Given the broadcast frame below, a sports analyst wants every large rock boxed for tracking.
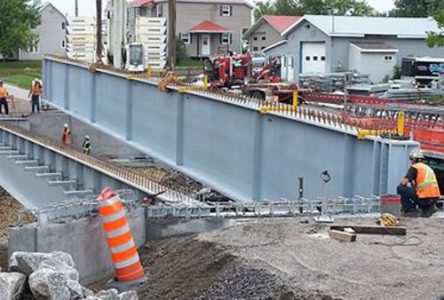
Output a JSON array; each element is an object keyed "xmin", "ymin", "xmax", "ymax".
[
  {"xmin": 0, "ymin": 272, "xmax": 26, "ymax": 300},
  {"xmin": 118, "ymin": 291, "xmax": 138, "ymax": 300},
  {"xmin": 29, "ymin": 265, "xmax": 82, "ymax": 300},
  {"xmin": 95, "ymin": 289, "xmax": 119, "ymax": 300},
  {"xmin": 29, "ymin": 267, "xmax": 71, "ymax": 300},
  {"xmin": 9, "ymin": 251, "xmax": 75, "ymax": 276}
]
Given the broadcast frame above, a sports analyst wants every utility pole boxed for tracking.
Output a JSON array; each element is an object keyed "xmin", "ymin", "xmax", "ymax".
[
  {"xmin": 167, "ymin": 0, "xmax": 176, "ymax": 69},
  {"xmin": 96, "ymin": 0, "xmax": 103, "ymax": 63},
  {"xmin": 75, "ymin": 0, "xmax": 79, "ymax": 17}
]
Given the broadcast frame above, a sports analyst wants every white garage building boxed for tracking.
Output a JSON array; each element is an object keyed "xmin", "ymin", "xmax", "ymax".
[{"xmin": 264, "ymin": 15, "xmax": 444, "ymax": 83}]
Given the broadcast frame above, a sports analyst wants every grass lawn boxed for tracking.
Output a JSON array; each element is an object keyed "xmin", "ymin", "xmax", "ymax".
[
  {"xmin": 0, "ymin": 60, "xmax": 42, "ymax": 89},
  {"xmin": 176, "ymin": 59, "xmax": 204, "ymax": 69}
]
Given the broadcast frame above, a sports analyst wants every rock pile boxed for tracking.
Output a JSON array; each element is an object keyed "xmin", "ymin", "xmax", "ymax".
[{"xmin": 0, "ymin": 251, "xmax": 138, "ymax": 300}]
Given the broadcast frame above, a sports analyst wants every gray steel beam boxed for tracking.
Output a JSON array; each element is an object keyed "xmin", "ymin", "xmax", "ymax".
[{"xmin": 42, "ymin": 56, "xmax": 420, "ymax": 202}]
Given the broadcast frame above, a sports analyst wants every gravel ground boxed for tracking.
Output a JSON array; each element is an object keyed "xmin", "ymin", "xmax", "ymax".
[{"xmin": 138, "ymin": 216, "xmax": 444, "ymax": 300}]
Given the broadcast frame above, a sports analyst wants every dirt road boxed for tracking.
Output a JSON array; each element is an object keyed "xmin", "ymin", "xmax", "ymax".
[{"xmin": 139, "ymin": 216, "xmax": 444, "ymax": 300}]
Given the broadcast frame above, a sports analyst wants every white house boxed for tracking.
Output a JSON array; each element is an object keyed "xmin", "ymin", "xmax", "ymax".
[{"xmin": 19, "ymin": 2, "xmax": 67, "ymax": 60}]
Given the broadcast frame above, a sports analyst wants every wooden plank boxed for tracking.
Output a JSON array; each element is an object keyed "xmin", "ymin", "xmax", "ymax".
[
  {"xmin": 330, "ymin": 225, "xmax": 406, "ymax": 236},
  {"xmin": 329, "ymin": 229, "xmax": 357, "ymax": 242}
]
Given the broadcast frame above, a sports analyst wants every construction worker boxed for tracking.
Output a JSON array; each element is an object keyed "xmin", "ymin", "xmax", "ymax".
[
  {"xmin": 0, "ymin": 80, "xmax": 9, "ymax": 115},
  {"xmin": 398, "ymin": 150, "xmax": 440, "ymax": 217},
  {"xmin": 28, "ymin": 79, "xmax": 43, "ymax": 113},
  {"xmin": 82, "ymin": 135, "xmax": 91, "ymax": 155},
  {"xmin": 61, "ymin": 123, "xmax": 72, "ymax": 146}
]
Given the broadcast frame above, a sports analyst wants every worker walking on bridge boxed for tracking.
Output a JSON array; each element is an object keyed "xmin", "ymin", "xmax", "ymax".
[
  {"xmin": 28, "ymin": 79, "xmax": 43, "ymax": 113},
  {"xmin": 82, "ymin": 135, "xmax": 91, "ymax": 155},
  {"xmin": 398, "ymin": 150, "xmax": 440, "ymax": 217},
  {"xmin": 61, "ymin": 123, "xmax": 72, "ymax": 147}
]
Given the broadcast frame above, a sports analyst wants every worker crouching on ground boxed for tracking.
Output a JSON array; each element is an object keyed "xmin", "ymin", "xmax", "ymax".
[
  {"xmin": 0, "ymin": 80, "xmax": 12, "ymax": 115},
  {"xmin": 61, "ymin": 123, "xmax": 72, "ymax": 147},
  {"xmin": 397, "ymin": 150, "xmax": 440, "ymax": 217},
  {"xmin": 83, "ymin": 135, "xmax": 91, "ymax": 155},
  {"xmin": 29, "ymin": 79, "xmax": 43, "ymax": 113}
]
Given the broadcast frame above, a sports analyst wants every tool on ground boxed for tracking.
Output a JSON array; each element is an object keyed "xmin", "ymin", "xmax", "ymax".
[{"xmin": 380, "ymin": 213, "xmax": 398, "ymax": 227}]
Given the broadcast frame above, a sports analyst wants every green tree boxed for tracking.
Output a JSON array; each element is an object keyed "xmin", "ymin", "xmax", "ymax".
[
  {"xmin": 254, "ymin": 0, "xmax": 275, "ymax": 20},
  {"xmin": 390, "ymin": 0, "xmax": 433, "ymax": 17},
  {"xmin": 427, "ymin": 0, "xmax": 444, "ymax": 47},
  {"xmin": 254, "ymin": 0, "xmax": 374, "ymax": 18},
  {"xmin": 0, "ymin": 0, "xmax": 40, "ymax": 59},
  {"xmin": 274, "ymin": 0, "xmax": 298, "ymax": 15}
]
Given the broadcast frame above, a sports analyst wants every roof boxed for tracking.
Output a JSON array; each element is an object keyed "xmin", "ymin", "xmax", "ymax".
[
  {"xmin": 130, "ymin": 0, "xmax": 254, "ymax": 8},
  {"xmin": 263, "ymin": 15, "xmax": 300, "ymax": 33},
  {"xmin": 282, "ymin": 15, "xmax": 440, "ymax": 39},
  {"xmin": 350, "ymin": 41, "xmax": 398, "ymax": 53},
  {"xmin": 39, "ymin": 2, "xmax": 66, "ymax": 20},
  {"xmin": 244, "ymin": 15, "xmax": 300, "ymax": 38},
  {"xmin": 190, "ymin": 20, "xmax": 230, "ymax": 33},
  {"xmin": 129, "ymin": 0, "xmax": 154, "ymax": 7},
  {"xmin": 263, "ymin": 40, "xmax": 287, "ymax": 53}
]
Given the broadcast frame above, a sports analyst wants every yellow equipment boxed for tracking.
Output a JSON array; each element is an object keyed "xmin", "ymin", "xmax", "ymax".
[
  {"xmin": 357, "ymin": 111, "xmax": 406, "ymax": 140},
  {"xmin": 260, "ymin": 90, "xmax": 299, "ymax": 114},
  {"xmin": 158, "ymin": 71, "xmax": 177, "ymax": 92},
  {"xmin": 380, "ymin": 213, "xmax": 398, "ymax": 227}
]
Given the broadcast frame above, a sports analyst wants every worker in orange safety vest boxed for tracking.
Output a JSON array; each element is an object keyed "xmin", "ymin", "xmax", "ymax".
[
  {"xmin": 0, "ymin": 80, "xmax": 10, "ymax": 115},
  {"xmin": 398, "ymin": 150, "xmax": 440, "ymax": 217},
  {"xmin": 61, "ymin": 123, "xmax": 72, "ymax": 146},
  {"xmin": 29, "ymin": 79, "xmax": 43, "ymax": 113}
]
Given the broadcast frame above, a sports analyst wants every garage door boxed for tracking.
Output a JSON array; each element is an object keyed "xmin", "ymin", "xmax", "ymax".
[{"xmin": 302, "ymin": 42, "xmax": 326, "ymax": 74}]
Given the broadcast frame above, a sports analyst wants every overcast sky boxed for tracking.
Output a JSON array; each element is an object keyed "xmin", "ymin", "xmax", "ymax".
[{"xmin": 48, "ymin": 0, "xmax": 395, "ymax": 17}]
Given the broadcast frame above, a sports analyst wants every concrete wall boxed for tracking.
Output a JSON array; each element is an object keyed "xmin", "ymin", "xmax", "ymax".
[
  {"xmin": 8, "ymin": 207, "xmax": 146, "ymax": 285},
  {"xmin": 8, "ymin": 207, "xmax": 235, "ymax": 284},
  {"xmin": 19, "ymin": 4, "xmax": 67, "ymax": 60},
  {"xmin": 43, "ymin": 57, "xmax": 419, "ymax": 202}
]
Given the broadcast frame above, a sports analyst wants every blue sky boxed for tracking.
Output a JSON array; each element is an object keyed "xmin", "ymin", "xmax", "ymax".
[{"xmin": 49, "ymin": 0, "xmax": 395, "ymax": 17}]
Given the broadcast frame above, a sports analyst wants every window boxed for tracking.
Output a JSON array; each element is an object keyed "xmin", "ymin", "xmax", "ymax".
[
  {"xmin": 180, "ymin": 33, "xmax": 191, "ymax": 44},
  {"xmin": 321, "ymin": 56, "xmax": 326, "ymax": 61},
  {"xmin": 253, "ymin": 37, "xmax": 258, "ymax": 41},
  {"xmin": 220, "ymin": 5, "xmax": 232, "ymax": 16},
  {"xmin": 313, "ymin": 56, "xmax": 318, "ymax": 61},
  {"xmin": 221, "ymin": 32, "xmax": 231, "ymax": 44},
  {"xmin": 157, "ymin": 4, "xmax": 163, "ymax": 17},
  {"xmin": 253, "ymin": 46, "xmax": 258, "ymax": 51},
  {"xmin": 261, "ymin": 36, "xmax": 266, "ymax": 41},
  {"xmin": 305, "ymin": 56, "xmax": 310, "ymax": 61},
  {"xmin": 61, "ymin": 40, "xmax": 65, "ymax": 48},
  {"xmin": 29, "ymin": 40, "xmax": 39, "ymax": 53},
  {"xmin": 61, "ymin": 22, "xmax": 65, "ymax": 30}
]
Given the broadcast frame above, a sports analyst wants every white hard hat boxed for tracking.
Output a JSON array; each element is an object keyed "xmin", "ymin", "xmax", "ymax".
[
  {"xmin": 64, "ymin": 123, "xmax": 69, "ymax": 128},
  {"xmin": 85, "ymin": 135, "xmax": 90, "ymax": 139},
  {"xmin": 409, "ymin": 149, "xmax": 424, "ymax": 160}
]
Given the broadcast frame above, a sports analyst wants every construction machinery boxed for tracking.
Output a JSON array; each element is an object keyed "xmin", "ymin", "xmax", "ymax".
[{"xmin": 204, "ymin": 54, "xmax": 252, "ymax": 88}]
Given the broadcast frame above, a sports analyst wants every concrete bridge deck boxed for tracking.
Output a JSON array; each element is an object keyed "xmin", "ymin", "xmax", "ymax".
[
  {"xmin": 42, "ymin": 57, "xmax": 419, "ymax": 202},
  {"xmin": 0, "ymin": 122, "xmax": 197, "ymax": 209}
]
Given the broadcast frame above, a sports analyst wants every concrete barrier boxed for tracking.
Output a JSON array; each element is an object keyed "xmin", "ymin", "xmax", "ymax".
[
  {"xmin": 9, "ymin": 207, "xmax": 146, "ymax": 285},
  {"xmin": 8, "ymin": 207, "xmax": 235, "ymax": 284}
]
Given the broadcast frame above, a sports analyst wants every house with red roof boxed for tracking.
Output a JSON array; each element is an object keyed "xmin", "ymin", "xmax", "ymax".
[
  {"xmin": 243, "ymin": 15, "xmax": 300, "ymax": 52},
  {"xmin": 128, "ymin": 0, "xmax": 253, "ymax": 58}
]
